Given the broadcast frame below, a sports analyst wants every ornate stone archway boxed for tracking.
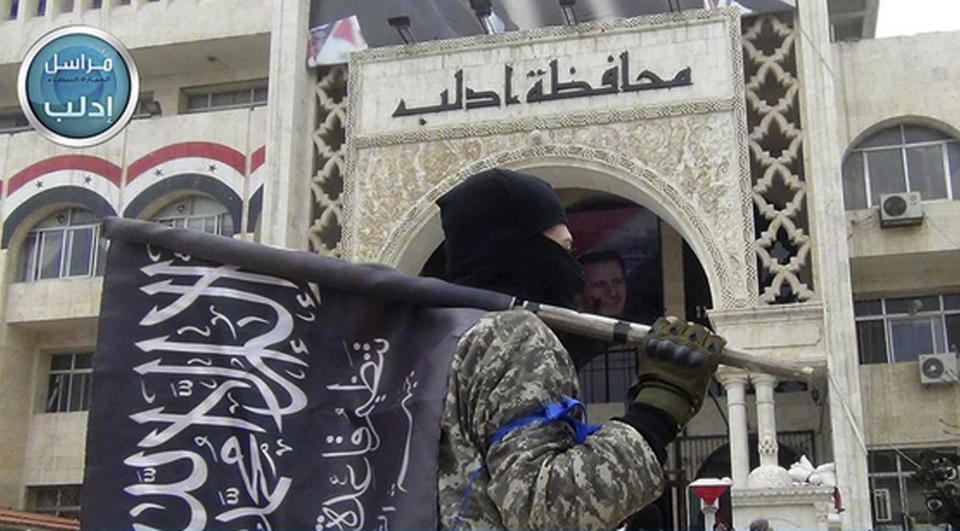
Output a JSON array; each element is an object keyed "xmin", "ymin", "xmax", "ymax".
[{"xmin": 372, "ymin": 143, "xmax": 755, "ymax": 310}]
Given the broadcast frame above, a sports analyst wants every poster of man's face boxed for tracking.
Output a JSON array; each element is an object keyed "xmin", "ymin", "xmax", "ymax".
[
  {"xmin": 580, "ymin": 251, "xmax": 627, "ymax": 317},
  {"xmin": 567, "ymin": 205, "xmax": 662, "ymax": 324}
]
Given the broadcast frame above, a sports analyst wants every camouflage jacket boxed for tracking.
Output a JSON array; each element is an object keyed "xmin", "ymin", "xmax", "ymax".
[{"xmin": 437, "ymin": 309, "xmax": 664, "ymax": 529}]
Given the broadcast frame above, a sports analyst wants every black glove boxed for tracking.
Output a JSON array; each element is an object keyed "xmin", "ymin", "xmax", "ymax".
[{"xmin": 633, "ymin": 316, "xmax": 724, "ymax": 428}]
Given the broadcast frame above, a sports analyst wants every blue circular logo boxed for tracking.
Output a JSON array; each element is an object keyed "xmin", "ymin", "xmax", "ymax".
[{"xmin": 18, "ymin": 26, "xmax": 139, "ymax": 147}]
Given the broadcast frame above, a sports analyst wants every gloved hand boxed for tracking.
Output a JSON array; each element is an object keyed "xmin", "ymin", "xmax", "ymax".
[{"xmin": 634, "ymin": 316, "xmax": 725, "ymax": 427}]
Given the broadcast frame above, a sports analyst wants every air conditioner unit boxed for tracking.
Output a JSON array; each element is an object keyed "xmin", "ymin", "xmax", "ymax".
[
  {"xmin": 879, "ymin": 192, "xmax": 923, "ymax": 227},
  {"xmin": 918, "ymin": 353, "xmax": 958, "ymax": 385}
]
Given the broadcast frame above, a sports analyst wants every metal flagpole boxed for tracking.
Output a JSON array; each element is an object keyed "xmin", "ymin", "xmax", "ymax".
[{"xmin": 520, "ymin": 301, "xmax": 817, "ymax": 382}]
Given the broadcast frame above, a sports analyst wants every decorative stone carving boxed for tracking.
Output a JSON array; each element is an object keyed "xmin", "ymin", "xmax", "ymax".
[
  {"xmin": 308, "ymin": 65, "xmax": 347, "ymax": 256},
  {"xmin": 347, "ymin": 120, "xmax": 751, "ymax": 307},
  {"xmin": 742, "ymin": 14, "xmax": 815, "ymax": 303},
  {"xmin": 758, "ymin": 435, "xmax": 780, "ymax": 458}
]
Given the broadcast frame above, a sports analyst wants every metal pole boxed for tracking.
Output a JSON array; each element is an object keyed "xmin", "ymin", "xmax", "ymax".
[{"xmin": 522, "ymin": 302, "xmax": 817, "ymax": 382}]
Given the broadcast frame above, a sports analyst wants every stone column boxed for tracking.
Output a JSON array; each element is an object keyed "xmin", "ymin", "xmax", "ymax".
[
  {"xmin": 752, "ymin": 372, "xmax": 779, "ymax": 468},
  {"xmin": 717, "ymin": 368, "xmax": 750, "ymax": 488},
  {"xmin": 261, "ymin": 0, "xmax": 316, "ymax": 249},
  {"xmin": 796, "ymin": 0, "xmax": 871, "ymax": 526}
]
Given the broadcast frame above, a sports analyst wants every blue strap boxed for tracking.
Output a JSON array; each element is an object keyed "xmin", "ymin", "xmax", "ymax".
[
  {"xmin": 452, "ymin": 396, "xmax": 602, "ymax": 527},
  {"xmin": 491, "ymin": 395, "xmax": 601, "ymax": 446}
]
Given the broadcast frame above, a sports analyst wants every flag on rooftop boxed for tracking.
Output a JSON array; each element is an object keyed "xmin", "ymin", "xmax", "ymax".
[{"xmin": 308, "ymin": 15, "xmax": 368, "ymax": 67}]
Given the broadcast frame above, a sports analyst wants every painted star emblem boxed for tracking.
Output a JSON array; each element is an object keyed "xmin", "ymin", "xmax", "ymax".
[
  {"xmin": 154, "ymin": 168, "xmax": 163, "ymax": 177},
  {"xmin": 208, "ymin": 164, "xmax": 218, "ymax": 173},
  {"xmin": 35, "ymin": 180, "xmax": 43, "ymax": 188},
  {"xmin": 84, "ymin": 175, "xmax": 93, "ymax": 184}
]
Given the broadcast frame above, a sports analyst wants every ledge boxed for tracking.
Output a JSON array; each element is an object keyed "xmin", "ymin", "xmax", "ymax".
[{"xmin": 6, "ymin": 277, "xmax": 102, "ymax": 324}]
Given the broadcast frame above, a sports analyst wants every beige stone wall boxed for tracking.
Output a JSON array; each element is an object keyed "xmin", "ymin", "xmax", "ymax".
[
  {"xmin": 836, "ymin": 32, "xmax": 960, "ymax": 145},
  {"xmin": 22, "ymin": 413, "xmax": 88, "ymax": 486},
  {"xmin": 837, "ymin": 31, "xmax": 960, "ymax": 455},
  {"xmin": 860, "ymin": 362, "xmax": 960, "ymax": 448}
]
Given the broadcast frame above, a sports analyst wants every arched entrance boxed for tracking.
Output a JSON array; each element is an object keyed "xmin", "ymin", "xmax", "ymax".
[
  {"xmin": 380, "ymin": 154, "xmax": 741, "ymax": 311},
  {"xmin": 417, "ymin": 184, "xmax": 714, "ymax": 406}
]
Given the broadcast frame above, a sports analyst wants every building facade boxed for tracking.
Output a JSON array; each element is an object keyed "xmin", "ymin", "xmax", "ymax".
[{"xmin": 0, "ymin": 0, "xmax": 956, "ymax": 528}]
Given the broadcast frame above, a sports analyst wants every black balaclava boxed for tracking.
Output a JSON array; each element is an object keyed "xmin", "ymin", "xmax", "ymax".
[{"xmin": 436, "ymin": 168, "xmax": 584, "ymax": 309}]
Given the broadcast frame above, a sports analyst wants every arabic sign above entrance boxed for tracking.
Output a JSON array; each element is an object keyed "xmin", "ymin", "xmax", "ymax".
[
  {"xmin": 349, "ymin": 10, "xmax": 737, "ymax": 137},
  {"xmin": 392, "ymin": 53, "xmax": 691, "ymax": 118}
]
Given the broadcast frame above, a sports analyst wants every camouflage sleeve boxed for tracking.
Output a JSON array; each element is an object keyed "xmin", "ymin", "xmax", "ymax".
[{"xmin": 456, "ymin": 309, "xmax": 665, "ymax": 528}]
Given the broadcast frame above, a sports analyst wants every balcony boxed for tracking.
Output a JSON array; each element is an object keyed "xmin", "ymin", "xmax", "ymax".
[
  {"xmin": 0, "ymin": 0, "xmax": 272, "ymax": 107},
  {"xmin": 1, "ymin": 0, "xmax": 271, "ymax": 59}
]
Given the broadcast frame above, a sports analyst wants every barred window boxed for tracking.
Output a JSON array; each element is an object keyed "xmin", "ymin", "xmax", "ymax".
[
  {"xmin": 868, "ymin": 448, "xmax": 959, "ymax": 529},
  {"xmin": 183, "ymin": 80, "xmax": 268, "ymax": 113},
  {"xmin": 26, "ymin": 484, "xmax": 82, "ymax": 520},
  {"xmin": 855, "ymin": 294, "xmax": 960, "ymax": 364},
  {"xmin": 46, "ymin": 353, "xmax": 93, "ymax": 413},
  {"xmin": 151, "ymin": 195, "xmax": 233, "ymax": 236},
  {"xmin": 843, "ymin": 124, "xmax": 960, "ymax": 209},
  {"xmin": 18, "ymin": 208, "xmax": 106, "ymax": 282}
]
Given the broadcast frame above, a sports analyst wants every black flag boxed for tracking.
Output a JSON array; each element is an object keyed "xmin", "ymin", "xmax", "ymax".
[{"xmin": 82, "ymin": 218, "xmax": 512, "ymax": 529}]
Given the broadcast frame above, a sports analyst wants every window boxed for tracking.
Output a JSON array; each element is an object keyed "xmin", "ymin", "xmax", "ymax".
[
  {"xmin": 873, "ymin": 488, "xmax": 892, "ymax": 522},
  {"xmin": 855, "ymin": 294, "xmax": 960, "ymax": 364},
  {"xmin": 868, "ymin": 448, "xmax": 959, "ymax": 529},
  {"xmin": 18, "ymin": 208, "xmax": 106, "ymax": 282},
  {"xmin": 0, "ymin": 109, "xmax": 30, "ymax": 133},
  {"xmin": 151, "ymin": 196, "xmax": 233, "ymax": 236},
  {"xmin": 26, "ymin": 484, "xmax": 82, "ymax": 519},
  {"xmin": 46, "ymin": 353, "xmax": 93, "ymax": 413},
  {"xmin": 183, "ymin": 80, "xmax": 268, "ymax": 113},
  {"xmin": 843, "ymin": 124, "xmax": 960, "ymax": 209}
]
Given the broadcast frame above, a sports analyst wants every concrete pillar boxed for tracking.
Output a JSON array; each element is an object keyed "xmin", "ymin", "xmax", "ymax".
[
  {"xmin": 660, "ymin": 222, "xmax": 685, "ymax": 318},
  {"xmin": 752, "ymin": 372, "xmax": 779, "ymax": 468},
  {"xmin": 795, "ymin": 0, "xmax": 871, "ymax": 526},
  {"xmin": 717, "ymin": 367, "xmax": 750, "ymax": 488},
  {"xmin": 261, "ymin": 0, "xmax": 315, "ymax": 249}
]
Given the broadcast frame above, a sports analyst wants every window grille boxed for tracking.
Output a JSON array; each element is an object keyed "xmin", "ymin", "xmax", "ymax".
[
  {"xmin": 843, "ymin": 124, "xmax": 960, "ymax": 209},
  {"xmin": 46, "ymin": 353, "xmax": 93, "ymax": 413},
  {"xmin": 854, "ymin": 294, "xmax": 960, "ymax": 364},
  {"xmin": 19, "ymin": 208, "xmax": 105, "ymax": 282},
  {"xmin": 26, "ymin": 484, "xmax": 82, "ymax": 519}
]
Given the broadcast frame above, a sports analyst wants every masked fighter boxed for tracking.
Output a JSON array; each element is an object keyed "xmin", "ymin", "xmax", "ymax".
[{"xmin": 435, "ymin": 168, "xmax": 725, "ymax": 528}]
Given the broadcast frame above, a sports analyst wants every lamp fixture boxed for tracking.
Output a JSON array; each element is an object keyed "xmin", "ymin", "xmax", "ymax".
[
  {"xmin": 469, "ymin": 0, "xmax": 498, "ymax": 35},
  {"xmin": 387, "ymin": 16, "xmax": 416, "ymax": 44},
  {"xmin": 559, "ymin": 0, "xmax": 577, "ymax": 25}
]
